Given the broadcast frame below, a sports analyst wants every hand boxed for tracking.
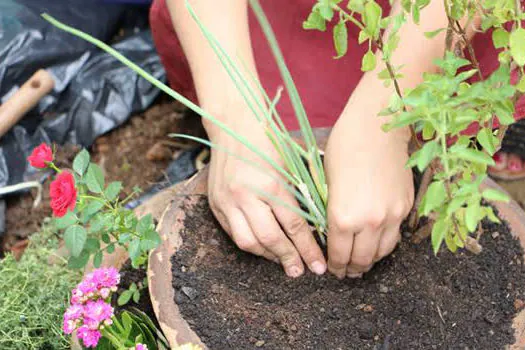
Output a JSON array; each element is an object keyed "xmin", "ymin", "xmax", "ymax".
[
  {"xmin": 204, "ymin": 103, "xmax": 327, "ymax": 278},
  {"xmin": 324, "ymin": 110, "xmax": 414, "ymax": 279}
]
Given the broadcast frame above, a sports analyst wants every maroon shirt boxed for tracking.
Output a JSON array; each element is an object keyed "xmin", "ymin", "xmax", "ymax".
[{"xmin": 150, "ymin": 0, "xmax": 524, "ymax": 132}]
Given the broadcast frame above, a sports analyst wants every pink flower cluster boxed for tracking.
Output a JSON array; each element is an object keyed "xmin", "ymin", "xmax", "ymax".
[{"xmin": 64, "ymin": 267, "xmax": 120, "ymax": 348}]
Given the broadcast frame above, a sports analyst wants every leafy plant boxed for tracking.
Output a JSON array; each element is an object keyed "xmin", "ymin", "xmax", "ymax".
[
  {"xmin": 118, "ymin": 279, "xmax": 147, "ymax": 306},
  {"xmin": 42, "ymin": 1, "xmax": 330, "ymax": 244},
  {"xmin": 42, "ymin": 0, "xmax": 521, "ymax": 255},
  {"xmin": 0, "ymin": 225, "xmax": 81, "ymax": 349},
  {"xmin": 28, "ymin": 145, "xmax": 161, "ymax": 268},
  {"xmin": 303, "ymin": 0, "xmax": 520, "ymax": 253}
]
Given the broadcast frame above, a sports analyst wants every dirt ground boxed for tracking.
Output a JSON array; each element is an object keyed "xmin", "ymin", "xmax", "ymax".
[{"xmin": 2, "ymin": 98, "xmax": 204, "ymax": 253}]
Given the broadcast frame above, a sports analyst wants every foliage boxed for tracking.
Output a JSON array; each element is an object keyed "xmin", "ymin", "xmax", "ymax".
[
  {"xmin": 0, "ymin": 225, "xmax": 81, "ymax": 349},
  {"xmin": 40, "ymin": 148, "xmax": 161, "ymax": 269},
  {"xmin": 41, "ymin": 2, "xmax": 330, "ymax": 244},
  {"xmin": 43, "ymin": 0, "xmax": 522, "ymax": 255},
  {"xmin": 304, "ymin": 0, "xmax": 521, "ymax": 253}
]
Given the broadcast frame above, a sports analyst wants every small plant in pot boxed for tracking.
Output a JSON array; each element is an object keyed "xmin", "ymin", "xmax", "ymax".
[{"xmin": 40, "ymin": 0, "xmax": 525, "ymax": 347}]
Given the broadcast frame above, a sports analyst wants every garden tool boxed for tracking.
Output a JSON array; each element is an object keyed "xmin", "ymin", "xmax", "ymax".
[{"xmin": 0, "ymin": 69, "xmax": 55, "ymax": 138}]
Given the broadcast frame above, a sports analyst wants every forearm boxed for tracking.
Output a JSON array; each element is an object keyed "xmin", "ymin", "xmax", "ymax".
[{"xmin": 167, "ymin": 0, "xmax": 262, "ymax": 134}]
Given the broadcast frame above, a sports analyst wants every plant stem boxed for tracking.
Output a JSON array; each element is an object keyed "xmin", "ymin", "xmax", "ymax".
[
  {"xmin": 79, "ymin": 195, "xmax": 114, "ymax": 211},
  {"xmin": 48, "ymin": 162, "xmax": 62, "ymax": 174}
]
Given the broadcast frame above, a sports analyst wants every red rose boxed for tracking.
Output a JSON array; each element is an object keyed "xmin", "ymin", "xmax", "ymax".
[
  {"xmin": 50, "ymin": 171, "xmax": 77, "ymax": 217},
  {"xmin": 28, "ymin": 143, "xmax": 53, "ymax": 168}
]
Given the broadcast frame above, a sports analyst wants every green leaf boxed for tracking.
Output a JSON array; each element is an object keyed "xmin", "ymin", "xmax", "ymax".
[
  {"xmin": 465, "ymin": 201, "xmax": 481, "ymax": 232},
  {"xmin": 358, "ymin": 30, "xmax": 368, "ymax": 44},
  {"xmin": 476, "ymin": 128, "xmax": 497, "ymax": 155},
  {"xmin": 347, "ymin": 0, "xmax": 365, "ymax": 12},
  {"xmin": 121, "ymin": 311, "xmax": 134, "ymax": 332},
  {"xmin": 482, "ymin": 188, "xmax": 510, "ymax": 202},
  {"xmin": 318, "ymin": 3, "xmax": 334, "ymax": 20},
  {"xmin": 484, "ymin": 206, "xmax": 501, "ymax": 223},
  {"xmin": 68, "ymin": 250, "xmax": 90, "ymax": 269},
  {"xmin": 106, "ymin": 243, "xmax": 115, "ymax": 254},
  {"xmin": 118, "ymin": 290, "xmax": 133, "ymax": 306},
  {"xmin": 415, "ymin": 140, "xmax": 439, "ymax": 171},
  {"xmin": 104, "ymin": 181, "xmax": 122, "ymax": 201},
  {"xmin": 93, "ymin": 250, "xmax": 103, "ymax": 268},
  {"xmin": 84, "ymin": 238, "xmax": 100, "ymax": 252},
  {"xmin": 85, "ymin": 163, "xmax": 105, "ymax": 193},
  {"xmin": 137, "ymin": 214, "xmax": 153, "ymax": 235},
  {"xmin": 517, "ymin": 76, "xmax": 525, "ymax": 93},
  {"xmin": 492, "ymin": 28, "xmax": 509, "ymax": 49},
  {"xmin": 444, "ymin": 232, "xmax": 457, "ymax": 253},
  {"xmin": 54, "ymin": 211, "xmax": 78, "ymax": 230},
  {"xmin": 140, "ymin": 230, "xmax": 161, "ymax": 252},
  {"xmin": 73, "ymin": 149, "xmax": 90, "ymax": 176},
  {"xmin": 431, "ymin": 217, "xmax": 448, "ymax": 255},
  {"xmin": 361, "ymin": 50, "xmax": 376, "ymax": 71},
  {"xmin": 101, "ymin": 233, "xmax": 111, "ymax": 244},
  {"xmin": 363, "ymin": 0, "xmax": 382, "ymax": 39},
  {"xmin": 128, "ymin": 239, "xmax": 141, "ymax": 262},
  {"xmin": 510, "ymin": 28, "xmax": 525, "ymax": 66},
  {"xmin": 133, "ymin": 290, "xmax": 140, "ymax": 303},
  {"xmin": 424, "ymin": 28, "xmax": 445, "ymax": 39},
  {"xmin": 64, "ymin": 225, "xmax": 87, "ymax": 257},
  {"xmin": 333, "ymin": 19, "xmax": 348, "ymax": 58},
  {"xmin": 412, "ymin": 4, "xmax": 420, "ymax": 24},
  {"xmin": 303, "ymin": 10, "xmax": 326, "ymax": 31},
  {"xmin": 81, "ymin": 200, "xmax": 105, "ymax": 224},
  {"xmin": 420, "ymin": 181, "xmax": 446, "ymax": 216},
  {"xmin": 422, "ymin": 122, "xmax": 435, "ymax": 140},
  {"xmin": 452, "ymin": 147, "xmax": 495, "ymax": 166}
]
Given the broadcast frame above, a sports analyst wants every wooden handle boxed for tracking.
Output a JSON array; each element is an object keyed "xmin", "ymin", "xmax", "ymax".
[{"xmin": 0, "ymin": 69, "xmax": 55, "ymax": 138}]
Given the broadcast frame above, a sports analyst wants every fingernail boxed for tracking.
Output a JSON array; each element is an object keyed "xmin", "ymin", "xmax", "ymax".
[
  {"xmin": 310, "ymin": 261, "xmax": 327, "ymax": 275},
  {"xmin": 347, "ymin": 272, "xmax": 363, "ymax": 279},
  {"xmin": 287, "ymin": 265, "xmax": 302, "ymax": 278}
]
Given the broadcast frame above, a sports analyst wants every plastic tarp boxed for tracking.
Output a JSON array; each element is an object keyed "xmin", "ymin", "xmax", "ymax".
[{"xmin": 0, "ymin": 0, "xmax": 166, "ymax": 237}]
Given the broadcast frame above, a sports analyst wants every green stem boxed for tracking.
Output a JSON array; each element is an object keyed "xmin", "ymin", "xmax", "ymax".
[
  {"xmin": 48, "ymin": 162, "xmax": 62, "ymax": 174},
  {"xmin": 79, "ymin": 195, "xmax": 113, "ymax": 211},
  {"xmin": 101, "ymin": 327, "xmax": 125, "ymax": 349}
]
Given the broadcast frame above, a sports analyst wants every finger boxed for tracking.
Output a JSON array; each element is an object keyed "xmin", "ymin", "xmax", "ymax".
[
  {"xmin": 240, "ymin": 201, "xmax": 304, "ymax": 278},
  {"xmin": 347, "ymin": 226, "xmax": 382, "ymax": 276},
  {"xmin": 226, "ymin": 207, "xmax": 278, "ymax": 262},
  {"xmin": 272, "ymin": 191, "xmax": 326, "ymax": 275},
  {"xmin": 327, "ymin": 219, "xmax": 357, "ymax": 279},
  {"xmin": 375, "ymin": 222, "xmax": 401, "ymax": 261}
]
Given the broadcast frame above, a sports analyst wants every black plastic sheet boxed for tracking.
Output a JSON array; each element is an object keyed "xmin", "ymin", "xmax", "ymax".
[{"xmin": 0, "ymin": 0, "xmax": 166, "ymax": 237}]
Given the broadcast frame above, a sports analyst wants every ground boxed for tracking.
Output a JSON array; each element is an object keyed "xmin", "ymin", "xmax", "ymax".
[{"xmin": 1, "ymin": 98, "xmax": 204, "ymax": 255}]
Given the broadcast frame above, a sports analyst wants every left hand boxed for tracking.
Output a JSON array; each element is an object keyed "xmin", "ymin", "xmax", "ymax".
[{"xmin": 324, "ymin": 107, "xmax": 414, "ymax": 279}]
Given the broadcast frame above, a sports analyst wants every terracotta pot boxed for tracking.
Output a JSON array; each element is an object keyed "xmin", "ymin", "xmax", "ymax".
[{"xmin": 148, "ymin": 128, "xmax": 525, "ymax": 349}]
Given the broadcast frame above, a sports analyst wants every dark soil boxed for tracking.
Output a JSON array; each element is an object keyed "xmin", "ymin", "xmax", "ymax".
[
  {"xmin": 171, "ymin": 198, "xmax": 525, "ymax": 350},
  {"xmin": 115, "ymin": 259, "xmax": 159, "ymax": 329},
  {"xmin": 2, "ymin": 99, "xmax": 204, "ymax": 252}
]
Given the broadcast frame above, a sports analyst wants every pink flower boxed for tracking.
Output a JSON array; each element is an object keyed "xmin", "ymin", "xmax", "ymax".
[
  {"xmin": 92, "ymin": 267, "xmax": 120, "ymax": 289},
  {"xmin": 77, "ymin": 326, "xmax": 102, "ymax": 348},
  {"xmin": 83, "ymin": 299, "xmax": 114, "ymax": 329},
  {"xmin": 135, "ymin": 344, "xmax": 148, "ymax": 350},
  {"xmin": 71, "ymin": 288, "xmax": 83, "ymax": 304},
  {"xmin": 78, "ymin": 276, "xmax": 97, "ymax": 297},
  {"xmin": 99, "ymin": 288, "xmax": 110, "ymax": 299},
  {"xmin": 27, "ymin": 143, "xmax": 53, "ymax": 168},
  {"xmin": 63, "ymin": 318, "xmax": 78, "ymax": 335},
  {"xmin": 64, "ymin": 304, "xmax": 83, "ymax": 321}
]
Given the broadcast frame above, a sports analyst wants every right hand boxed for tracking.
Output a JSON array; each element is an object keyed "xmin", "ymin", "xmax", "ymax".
[{"xmin": 204, "ymin": 103, "xmax": 327, "ymax": 278}]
